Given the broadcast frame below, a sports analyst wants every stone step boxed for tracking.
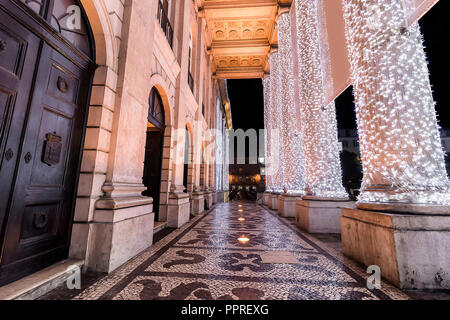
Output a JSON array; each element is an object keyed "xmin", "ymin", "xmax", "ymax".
[
  {"xmin": 153, "ymin": 221, "xmax": 167, "ymax": 234},
  {"xmin": 0, "ymin": 259, "xmax": 84, "ymax": 300}
]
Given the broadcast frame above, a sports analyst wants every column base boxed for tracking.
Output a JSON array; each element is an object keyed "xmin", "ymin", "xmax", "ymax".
[
  {"xmin": 269, "ymin": 193, "xmax": 280, "ymax": 210},
  {"xmin": 224, "ymin": 191, "xmax": 230, "ymax": 203},
  {"xmin": 85, "ymin": 195, "xmax": 154, "ymax": 273},
  {"xmin": 279, "ymin": 193, "xmax": 303, "ymax": 217},
  {"xmin": 263, "ymin": 192, "xmax": 271, "ymax": 206},
  {"xmin": 212, "ymin": 191, "xmax": 218, "ymax": 205},
  {"xmin": 167, "ymin": 191, "xmax": 190, "ymax": 228},
  {"xmin": 216, "ymin": 191, "xmax": 225, "ymax": 203},
  {"xmin": 341, "ymin": 208, "xmax": 450, "ymax": 289},
  {"xmin": 191, "ymin": 191, "xmax": 205, "ymax": 215},
  {"xmin": 296, "ymin": 198, "xmax": 355, "ymax": 234},
  {"xmin": 204, "ymin": 191, "xmax": 214, "ymax": 210}
]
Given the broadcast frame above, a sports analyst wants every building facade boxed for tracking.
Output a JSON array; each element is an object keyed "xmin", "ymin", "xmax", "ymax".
[
  {"xmin": 1, "ymin": 0, "xmax": 449, "ymax": 294},
  {"xmin": 0, "ymin": 0, "xmax": 230, "ymax": 286}
]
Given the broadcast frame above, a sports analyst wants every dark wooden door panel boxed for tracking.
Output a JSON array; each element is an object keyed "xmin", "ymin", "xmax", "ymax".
[
  {"xmin": 0, "ymin": 8, "xmax": 40, "ymax": 244},
  {"xmin": 1, "ymin": 42, "xmax": 89, "ymax": 265},
  {"xmin": 0, "ymin": 0, "xmax": 94, "ymax": 286}
]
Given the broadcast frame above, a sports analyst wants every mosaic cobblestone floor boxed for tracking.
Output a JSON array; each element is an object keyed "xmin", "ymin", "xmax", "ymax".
[{"xmin": 45, "ymin": 202, "xmax": 412, "ymax": 300}]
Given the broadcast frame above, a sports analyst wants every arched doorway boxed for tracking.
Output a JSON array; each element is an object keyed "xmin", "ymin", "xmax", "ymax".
[
  {"xmin": 0, "ymin": 0, "xmax": 95, "ymax": 285},
  {"xmin": 142, "ymin": 88, "xmax": 165, "ymax": 221}
]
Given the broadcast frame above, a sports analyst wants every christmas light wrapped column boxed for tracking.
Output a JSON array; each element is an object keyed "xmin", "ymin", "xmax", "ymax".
[
  {"xmin": 263, "ymin": 76, "xmax": 273, "ymax": 206},
  {"xmin": 268, "ymin": 52, "xmax": 283, "ymax": 210},
  {"xmin": 340, "ymin": 0, "xmax": 450, "ymax": 289},
  {"xmin": 342, "ymin": 0, "xmax": 450, "ymax": 212},
  {"xmin": 277, "ymin": 12, "xmax": 306, "ymax": 217},
  {"xmin": 291, "ymin": 0, "xmax": 353, "ymax": 233}
]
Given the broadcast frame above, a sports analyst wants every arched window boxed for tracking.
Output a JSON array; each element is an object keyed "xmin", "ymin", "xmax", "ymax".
[{"xmin": 148, "ymin": 88, "xmax": 165, "ymax": 129}]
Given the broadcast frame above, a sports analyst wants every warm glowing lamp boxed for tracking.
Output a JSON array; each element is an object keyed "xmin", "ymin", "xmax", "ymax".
[{"xmin": 238, "ymin": 236, "xmax": 250, "ymax": 244}]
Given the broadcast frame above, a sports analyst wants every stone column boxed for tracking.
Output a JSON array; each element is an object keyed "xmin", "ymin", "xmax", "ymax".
[
  {"xmin": 223, "ymin": 128, "xmax": 230, "ymax": 202},
  {"xmin": 84, "ymin": 0, "xmax": 158, "ymax": 273},
  {"xmin": 277, "ymin": 12, "xmax": 306, "ymax": 217},
  {"xmin": 342, "ymin": 0, "xmax": 450, "ymax": 212},
  {"xmin": 268, "ymin": 52, "xmax": 282, "ymax": 211},
  {"xmin": 291, "ymin": 0, "xmax": 353, "ymax": 234},
  {"xmin": 167, "ymin": 0, "xmax": 192, "ymax": 227},
  {"xmin": 340, "ymin": 0, "xmax": 450, "ymax": 289}
]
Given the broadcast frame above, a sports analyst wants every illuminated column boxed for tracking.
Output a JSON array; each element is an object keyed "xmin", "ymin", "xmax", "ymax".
[
  {"xmin": 291, "ymin": 0, "xmax": 347, "ymax": 200},
  {"xmin": 342, "ymin": 0, "xmax": 450, "ymax": 213},
  {"xmin": 269, "ymin": 52, "xmax": 283, "ymax": 194},
  {"xmin": 223, "ymin": 129, "xmax": 229, "ymax": 192},
  {"xmin": 268, "ymin": 52, "xmax": 283, "ymax": 210},
  {"xmin": 340, "ymin": 0, "xmax": 450, "ymax": 290},
  {"xmin": 276, "ymin": 12, "xmax": 306, "ymax": 217},
  {"xmin": 263, "ymin": 76, "xmax": 273, "ymax": 193},
  {"xmin": 263, "ymin": 75, "xmax": 274, "ymax": 207},
  {"xmin": 278, "ymin": 12, "xmax": 306, "ymax": 195}
]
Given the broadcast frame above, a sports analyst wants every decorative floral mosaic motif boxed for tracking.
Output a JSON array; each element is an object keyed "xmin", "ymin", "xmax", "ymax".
[{"xmin": 62, "ymin": 202, "xmax": 410, "ymax": 301}]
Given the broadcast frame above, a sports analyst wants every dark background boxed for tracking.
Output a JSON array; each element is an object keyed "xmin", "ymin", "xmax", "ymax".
[{"xmin": 227, "ymin": 79, "xmax": 264, "ymax": 131}]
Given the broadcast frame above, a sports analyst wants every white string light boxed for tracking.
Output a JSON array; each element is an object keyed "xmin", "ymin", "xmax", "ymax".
[
  {"xmin": 215, "ymin": 98, "xmax": 224, "ymax": 192},
  {"xmin": 263, "ymin": 76, "xmax": 273, "ymax": 192},
  {"xmin": 342, "ymin": 0, "xmax": 450, "ymax": 206},
  {"xmin": 291, "ymin": 0, "xmax": 348, "ymax": 199},
  {"xmin": 269, "ymin": 52, "xmax": 284, "ymax": 193},
  {"xmin": 277, "ymin": 12, "xmax": 306, "ymax": 195}
]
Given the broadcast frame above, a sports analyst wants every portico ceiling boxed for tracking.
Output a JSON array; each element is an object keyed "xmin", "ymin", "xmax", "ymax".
[{"xmin": 198, "ymin": 0, "xmax": 292, "ymax": 79}]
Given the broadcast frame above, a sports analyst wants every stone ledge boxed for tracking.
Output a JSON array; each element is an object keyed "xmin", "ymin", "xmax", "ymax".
[
  {"xmin": 94, "ymin": 203, "xmax": 153, "ymax": 223},
  {"xmin": 96, "ymin": 196, "xmax": 153, "ymax": 210},
  {"xmin": 0, "ymin": 259, "xmax": 84, "ymax": 300},
  {"xmin": 357, "ymin": 201, "xmax": 450, "ymax": 215},
  {"xmin": 298, "ymin": 199, "xmax": 355, "ymax": 209},
  {"xmin": 342, "ymin": 208, "xmax": 450, "ymax": 231},
  {"xmin": 169, "ymin": 192, "xmax": 190, "ymax": 200},
  {"xmin": 341, "ymin": 208, "xmax": 450, "ymax": 289}
]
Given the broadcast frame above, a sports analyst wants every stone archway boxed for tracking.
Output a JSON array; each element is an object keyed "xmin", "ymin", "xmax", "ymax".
[
  {"xmin": 69, "ymin": 0, "xmax": 121, "ymax": 264},
  {"xmin": 147, "ymin": 74, "xmax": 174, "ymax": 222}
]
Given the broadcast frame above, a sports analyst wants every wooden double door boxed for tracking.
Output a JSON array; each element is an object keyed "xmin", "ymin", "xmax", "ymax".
[{"xmin": 0, "ymin": 0, "xmax": 94, "ymax": 285}]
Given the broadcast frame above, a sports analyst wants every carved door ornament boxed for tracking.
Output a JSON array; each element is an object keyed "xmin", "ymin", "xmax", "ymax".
[
  {"xmin": 5, "ymin": 148, "xmax": 13, "ymax": 161},
  {"xmin": 24, "ymin": 152, "xmax": 32, "ymax": 163},
  {"xmin": 33, "ymin": 212, "xmax": 48, "ymax": 229},
  {"xmin": 57, "ymin": 76, "xmax": 69, "ymax": 93},
  {"xmin": 43, "ymin": 132, "xmax": 62, "ymax": 166},
  {"xmin": 0, "ymin": 39, "xmax": 6, "ymax": 53}
]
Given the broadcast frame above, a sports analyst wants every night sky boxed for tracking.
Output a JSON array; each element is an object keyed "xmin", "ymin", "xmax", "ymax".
[
  {"xmin": 229, "ymin": 0, "xmax": 449, "ymax": 130},
  {"xmin": 227, "ymin": 79, "xmax": 265, "ymax": 131}
]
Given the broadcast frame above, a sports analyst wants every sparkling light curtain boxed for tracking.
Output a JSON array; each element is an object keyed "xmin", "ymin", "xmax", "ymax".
[
  {"xmin": 269, "ymin": 52, "xmax": 283, "ymax": 193},
  {"xmin": 291, "ymin": 0, "xmax": 347, "ymax": 198},
  {"xmin": 342, "ymin": 0, "xmax": 450, "ymax": 206},
  {"xmin": 278, "ymin": 13, "xmax": 305, "ymax": 195},
  {"xmin": 215, "ymin": 98, "xmax": 223, "ymax": 192},
  {"xmin": 263, "ymin": 76, "xmax": 273, "ymax": 192}
]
